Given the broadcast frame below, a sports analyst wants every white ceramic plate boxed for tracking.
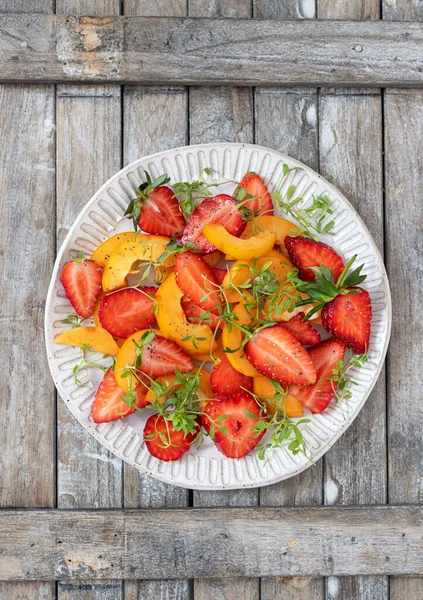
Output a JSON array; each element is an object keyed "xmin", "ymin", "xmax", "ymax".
[{"xmin": 45, "ymin": 143, "xmax": 391, "ymax": 490}]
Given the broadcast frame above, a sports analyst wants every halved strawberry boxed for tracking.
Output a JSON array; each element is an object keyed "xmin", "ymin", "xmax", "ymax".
[
  {"xmin": 235, "ymin": 172, "xmax": 273, "ymax": 215},
  {"xmin": 210, "ymin": 354, "xmax": 253, "ymax": 396},
  {"xmin": 181, "ymin": 298, "xmax": 224, "ymax": 331},
  {"xmin": 138, "ymin": 186, "xmax": 185, "ymax": 237},
  {"xmin": 285, "ymin": 237, "xmax": 344, "ymax": 282},
  {"xmin": 61, "ymin": 254, "xmax": 103, "ymax": 319},
  {"xmin": 141, "ymin": 335, "xmax": 193, "ymax": 377},
  {"xmin": 175, "ymin": 251, "xmax": 222, "ymax": 311},
  {"xmin": 98, "ymin": 286, "xmax": 156, "ymax": 339},
  {"xmin": 213, "ymin": 268, "xmax": 227, "ymax": 285},
  {"xmin": 279, "ymin": 312, "xmax": 321, "ymax": 346},
  {"xmin": 202, "ymin": 391, "xmax": 265, "ymax": 458},
  {"xmin": 144, "ymin": 413, "xmax": 199, "ymax": 462},
  {"xmin": 182, "ymin": 194, "xmax": 246, "ymax": 254},
  {"xmin": 321, "ymin": 287, "xmax": 371, "ymax": 354},
  {"xmin": 291, "ymin": 339, "xmax": 346, "ymax": 414},
  {"xmin": 245, "ymin": 325, "xmax": 316, "ymax": 385},
  {"xmin": 91, "ymin": 369, "xmax": 148, "ymax": 423}
]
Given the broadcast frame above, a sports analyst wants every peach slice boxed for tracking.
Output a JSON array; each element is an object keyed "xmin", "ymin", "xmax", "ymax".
[
  {"xmin": 91, "ymin": 232, "xmax": 137, "ymax": 267},
  {"xmin": 253, "ymin": 376, "xmax": 304, "ymax": 418},
  {"xmin": 221, "ymin": 303, "xmax": 260, "ymax": 378},
  {"xmin": 202, "ymin": 224, "xmax": 276, "ymax": 260},
  {"xmin": 239, "ymin": 215, "xmax": 300, "ymax": 255},
  {"xmin": 54, "ymin": 326, "xmax": 119, "ymax": 356}
]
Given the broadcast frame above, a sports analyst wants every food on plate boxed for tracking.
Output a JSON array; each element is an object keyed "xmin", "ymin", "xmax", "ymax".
[{"xmin": 55, "ymin": 165, "xmax": 372, "ymax": 462}]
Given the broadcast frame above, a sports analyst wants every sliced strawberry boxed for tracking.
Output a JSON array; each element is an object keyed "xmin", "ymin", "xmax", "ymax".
[
  {"xmin": 210, "ymin": 354, "xmax": 253, "ymax": 397},
  {"xmin": 144, "ymin": 413, "xmax": 199, "ymax": 462},
  {"xmin": 91, "ymin": 369, "xmax": 148, "ymax": 423},
  {"xmin": 138, "ymin": 186, "xmax": 185, "ymax": 238},
  {"xmin": 202, "ymin": 391, "xmax": 265, "ymax": 458},
  {"xmin": 291, "ymin": 339, "xmax": 346, "ymax": 414},
  {"xmin": 141, "ymin": 335, "xmax": 193, "ymax": 377},
  {"xmin": 235, "ymin": 172, "xmax": 273, "ymax": 215},
  {"xmin": 175, "ymin": 251, "xmax": 223, "ymax": 311},
  {"xmin": 279, "ymin": 312, "xmax": 321, "ymax": 346},
  {"xmin": 285, "ymin": 237, "xmax": 344, "ymax": 282},
  {"xmin": 61, "ymin": 254, "xmax": 103, "ymax": 319},
  {"xmin": 245, "ymin": 325, "xmax": 316, "ymax": 385},
  {"xmin": 98, "ymin": 286, "xmax": 156, "ymax": 339},
  {"xmin": 181, "ymin": 297, "xmax": 224, "ymax": 331},
  {"xmin": 213, "ymin": 268, "xmax": 227, "ymax": 285},
  {"xmin": 182, "ymin": 194, "xmax": 246, "ymax": 254},
  {"xmin": 321, "ymin": 287, "xmax": 372, "ymax": 354}
]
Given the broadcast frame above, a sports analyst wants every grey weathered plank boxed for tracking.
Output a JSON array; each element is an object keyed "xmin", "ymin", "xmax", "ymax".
[
  {"xmin": 57, "ymin": 581, "xmax": 122, "ymax": 600},
  {"xmin": 0, "ymin": 0, "xmax": 53, "ymax": 11},
  {"xmin": 0, "ymin": 16, "xmax": 423, "ymax": 87},
  {"xmin": 56, "ymin": 0, "xmax": 117, "ymax": 14},
  {"xmin": 0, "ymin": 82, "xmax": 55, "ymax": 600},
  {"xmin": 254, "ymin": 4, "xmax": 324, "ymax": 600},
  {"xmin": 384, "ymin": 88, "xmax": 423, "ymax": 600},
  {"xmin": 319, "ymin": 0, "xmax": 379, "ymax": 19},
  {"xmin": 122, "ymin": 5, "xmax": 190, "ymax": 600},
  {"xmin": 383, "ymin": 0, "xmax": 423, "ymax": 20},
  {"xmin": 189, "ymin": 3, "xmax": 257, "ymax": 599},
  {"xmin": 1, "ymin": 506, "xmax": 422, "ymax": 580}
]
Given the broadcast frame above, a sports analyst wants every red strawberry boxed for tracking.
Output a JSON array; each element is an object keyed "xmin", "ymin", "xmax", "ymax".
[
  {"xmin": 61, "ymin": 254, "xmax": 103, "ymax": 319},
  {"xmin": 144, "ymin": 414, "xmax": 199, "ymax": 462},
  {"xmin": 291, "ymin": 339, "xmax": 346, "ymax": 414},
  {"xmin": 213, "ymin": 268, "xmax": 227, "ymax": 285},
  {"xmin": 182, "ymin": 194, "xmax": 246, "ymax": 254},
  {"xmin": 98, "ymin": 286, "xmax": 156, "ymax": 339},
  {"xmin": 138, "ymin": 186, "xmax": 185, "ymax": 238},
  {"xmin": 321, "ymin": 287, "xmax": 372, "ymax": 354},
  {"xmin": 202, "ymin": 391, "xmax": 265, "ymax": 458},
  {"xmin": 279, "ymin": 312, "xmax": 321, "ymax": 346},
  {"xmin": 285, "ymin": 237, "xmax": 344, "ymax": 282},
  {"xmin": 140, "ymin": 335, "xmax": 193, "ymax": 377},
  {"xmin": 91, "ymin": 369, "xmax": 148, "ymax": 423},
  {"xmin": 245, "ymin": 325, "xmax": 316, "ymax": 385},
  {"xmin": 175, "ymin": 251, "xmax": 223, "ymax": 311},
  {"xmin": 235, "ymin": 172, "xmax": 273, "ymax": 215},
  {"xmin": 210, "ymin": 354, "xmax": 253, "ymax": 396},
  {"xmin": 181, "ymin": 298, "xmax": 224, "ymax": 331}
]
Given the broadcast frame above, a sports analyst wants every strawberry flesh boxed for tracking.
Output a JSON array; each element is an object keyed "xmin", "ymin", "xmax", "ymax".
[
  {"xmin": 91, "ymin": 369, "xmax": 148, "ymax": 423},
  {"xmin": 182, "ymin": 194, "xmax": 246, "ymax": 254},
  {"xmin": 139, "ymin": 186, "xmax": 185, "ymax": 238},
  {"xmin": 291, "ymin": 339, "xmax": 346, "ymax": 414},
  {"xmin": 245, "ymin": 325, "xmax": 316, "ymax": 385},
  {"xmin": 235, "ymin": 172, "xmax": 273, "ymax": 215},
  {"xmin": 98, "ymin": 286, "xmax": 156, "ymax": 339},
  {"xmin": 210, "ymin": 354, "xmax": 253, "ymax": 396},
  {"xmin": 202, "ymin": 391, "xmax": 265, "ymax": 458},
  {"xmin": 61, "ymin": 258, "xmax": 103, "ymax": 319},
  {"xmin": 285, "ymin": 236, "xmax": 344, "ymax": 282},
  {"xmin": 175, "ymin": 251, "xmax": 223, "ymax": 311},
  {"xmin": 181, "ymin": 298, "xmax": 223, "ymax": 331},
  {"xmin": 279, "ymin": 312, "xmax": 321, "ymax": 346},
  {"xmin": 322, "ymin": 287, "xmax": 372, "ymax": 354},
  {"xmin": 140, "ymin": 335, "xmax": 193, "ymax": 377},
  {"xmin": 144, "ymin": 414, "xmax": 199, "ymax": 461},
  {"xmin": 213, "ymin": 268, "xmax": 227, "ymax": 285}
]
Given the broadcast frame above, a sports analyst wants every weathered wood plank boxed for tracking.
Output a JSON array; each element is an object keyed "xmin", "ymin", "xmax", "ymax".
[
  {"xmin": 0, "ymin": 0, "xmax": 53, "ymax": 11},
  {"xmin": 0, "ymin": 506, "xmax": 422, "ymax": 580},
  {"xmin": 385, "ymin": 88, "xmax": 423, "ymax": 600},
  {"xmin": 56, "ymin": 0, "xmax": 118, "ymax": 14},
  {"xmin": 0, "ymin": 16, "xmax": 422, "ymax": 87},
  {"xmin": 57, "ymin": 581, "xmax": 122, "ymax": 600},
  {"xmin": 319, "ymin": 0, "xmax": 379, "ymax": 19},
  {"xmin": 383, "ymin": 0, "xmax": 423, "ymax": 21},
  {"xmin": 122, "ymin": 6, "xmax": 190, "ymax": 600}
]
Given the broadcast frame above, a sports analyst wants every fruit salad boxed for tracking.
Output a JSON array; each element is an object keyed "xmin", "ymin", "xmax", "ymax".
[{"xmin": 55, "ymin": 166, "xmax": 371, "ymax": 463}]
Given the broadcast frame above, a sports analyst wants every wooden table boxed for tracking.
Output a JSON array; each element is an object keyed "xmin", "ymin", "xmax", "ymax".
[{"xmin": 0, "ymin": 1, "xmax": 422, "ymax": 599}]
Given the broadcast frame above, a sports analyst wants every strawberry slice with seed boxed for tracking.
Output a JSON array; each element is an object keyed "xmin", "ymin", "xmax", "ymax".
[
  {"xmin": 144, "ymin": 414, "xmax": 199, "ymax": 462},
  {"xmin": 279, "ymin": 312, "xmax": 321, "ymax": 346},
  {"xmin": 285, "ymin": 237, "xmax": 344, "ymax": 282},
  {"xmin": 61, "ymin": 253, "xmax": 103, "ymax": 319},
  {"xmin": 181, "ymin": 298, "xmax": 224, "ymax": 331},
  {"xmin": 98, "ymin": 286, "xmax": 156, "ymax": 339},
  {"xmin": 245, "ymin": 325, "xmax": 316, "ymax": 385},
  {"xmin": 138, "ymin": 186, "xmax": 186, "ymax": 238},
  {"xmin": 235, "ymin": 172, "xmax": 273, "ymax": 215},
  {"xmin": 201, "ymin": 391, "xmax": 265, "ymax": 458},
  {"xmin": 91, "ymin": 369, "xmax": 148, "ymax": 423},
  {"xmin": 210, "ymin": 354, "xmax": 253, "ymax": 396},
  {"xmin": 175, "ymin": 251, "xmax": 223, "ymax": 311},
  {"xmin": 290, "ymin": 339, "xmax": 346, "ymax": 414},
  {"xmin": 182, "ymin": 194, "xmax": 246, "ymax": 254},
  {"xmin": 140, "ymin": 335, "xmax": 193, "ymax": 377}
]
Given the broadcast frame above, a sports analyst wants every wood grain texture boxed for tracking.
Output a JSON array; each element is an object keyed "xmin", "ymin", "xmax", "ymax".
[
  {"xmin": 0, "ymin": 506, "xmax": 422, "ymax": 580},
  {"xmin": 0, "ymin": 0, "xmax": 53, "ymax": 11},
  {"xmin": 57, "ymin": 581, "xmax": 123, "ymax": 600},
  {"xmin": 56, "ymin": 0, "xmax": 118, "ymax": 13},
  {"xmin": 319, "ymin": 0, "xmax": 379, "ymax": 19},
  {"xmin": 0, "ymin": 582, "xmax": 54, "ymax": 600},
  {"xmin": 254, "ymin": 0, "xmax": 316, "ymax": 18},
  {"xmin": 0, "ymin": 16, "xmax": 422, "ymax": 86},
  {"xmin": 383, "ymin": 0, "xmax": 423, "ymax": 21}
]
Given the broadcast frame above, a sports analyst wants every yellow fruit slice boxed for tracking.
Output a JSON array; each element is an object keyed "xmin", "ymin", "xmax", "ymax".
[
  {"xmin": 91, "ymin": 232, "xmax": 137, "ymax": 267},
  {"xmin": 221, "ymin": 303, "xmax": 260, "ymax": 377},
  {"xmin": 240, "ymin": 215, "xmax": 300, "ymax": 256},
  {"xmin": 203, "ymin": 251, "xmax": 223, "ymax": 267},
  {"xmin": 264, "ymin": 283, "xmax": 321, "ymax": 323},
  {"xmin": 54, "ymin": 326, "xmax": 119, "ymax": 356},
  {"xmin": 145, "ymin": 368, "xmax": 213, "ymax": 404},
  {"xmin": 102, "ymin": 234, "xmax": 174, "ymax": 292},
  {"xmin": 253, "ymin": 376, "xmax": 304, "ymax": 418},
  {"xmin": 222, "ymin": 254, "xmax": 294, "ymax": 291},
  {"xmin": 114, "ymin": 329, "xmax": 162, "ymax": 391},
  {"xmin": 155, "ymin": 273, "xmax": 218, "ymax": 356},
  {"xmin": 202, "ymin": 224, "xmax": 276, "ymax": 260}
]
